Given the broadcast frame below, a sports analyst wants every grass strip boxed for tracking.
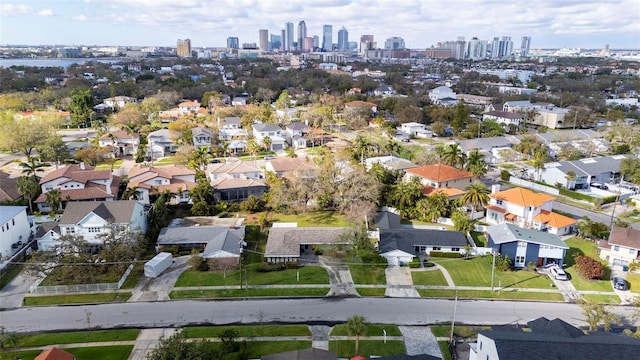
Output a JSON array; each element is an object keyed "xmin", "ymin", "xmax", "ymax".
[
  {"xmin": 329, "ymin": 340, "xmax": 406, "ymax": 357},
  {"xmin": 411, "ymin": 270, "xmax": 448, "ymax": 286},
  {"xmin": 23, "ymin": 292, "xmax": 131, "ymax": 306},
  {"xmin": 356, "ymin": 288, "xmax": 386, "ymax": 297},
  {"xmin": 15, "ymin": 329, "xmax": 139, "ymax": 347},
  {"xmin": 169, "ymin": 288, "xmax": 327, "ymax": 299},
  {"xmin": 330, "ymin": 324, "xmax": 402, "ymax": 336},
  {"xmin": 349, "ymin": 265, "xmax": 386, "ymax": 285},
  {"xmin": 417, "ymin": 289, "xmax": 564, "ymax": 301},
  {"xmin": 183, "ymin": 325, "xmax": 310, "ymax": 338}
]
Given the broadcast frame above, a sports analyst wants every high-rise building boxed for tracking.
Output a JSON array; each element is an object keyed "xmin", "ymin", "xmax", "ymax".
[
  {"xmin": 281, "ymin": 30, "xmax": 286, "ymax": 51},
  {"xmin": 259, "ymin": 29, "xmax": 269, "ymax": 51},
  {"xmin": 490, "ymin": 37, "xmax": 500, "ymax": 58},
  {"xmin": 384, "ymin": 36, "xmax": 405, "ymax": 50},
  {"xmin": 467, "ymin": 37, "xmax": 486, "ymax": 60},
  {"xmin": 177, "ymin": 39, "xmax": 191, "ymax": 57},
  {"xmin": 285, "ymin": 22, "xmax": 294, "ymax": 51},
  {"xmin": 337, "ymin": 26, "xmax": 348, "ymax": 51},
  {"xmin": 313, "ymin": 35, "xmax": 319, "ymax": 49},
  {"xmin": 297, "ymin": 21, "xmax": 307, "ymax": 51},
  {"xmin": 360, "ymin": 35, "xmax": 374, "ymax": 54},
  {"xmin": 520, "ymin": 36, "xmax": 531, "ymax": 57},
  {"xmin": 227, "ymin": 37, "xmax": 239, "ymax": 49},
  {"xmin": 322, "ymin": 25, "xmax": 333, "ymax": 51},
  {"xmin": 270, "ymin": 34, "xmax": 282, "ymax": 51},
  {"xmin": 498, "ymin": 36, "xmax": 513, "ymax": 58}
]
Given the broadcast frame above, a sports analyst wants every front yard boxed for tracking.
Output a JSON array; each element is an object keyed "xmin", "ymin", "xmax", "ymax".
[
  {"xmin": 564, "ymin": 237, "xmax": 612, "ymax": 292},
  {"xmin": 249, "ymin": 210, "xmax": 352, "ymax": 227},
  {"xmin": 348, "ymin": 264, "xmax": 387, "ymax": 284},
  {"xmin": 411, "ymin": 269, "xmax": 448, "ymax": 286},
  {"xmin": 175, "ymin": 265, "xmax": 329, "ymax": 287}
]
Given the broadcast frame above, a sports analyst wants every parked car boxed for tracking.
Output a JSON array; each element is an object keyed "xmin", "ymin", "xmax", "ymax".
[
  {"xmin": 263, "ymin": 155, "xmax": 276, "ymax": 160},
  {"xmin": 550, "ymin": 266, "xmax": 568, "ymax": 281},
  {"xmin": 210, "ymin": 158, "xmax": 221, "ymax": 163},
  {"xmin": 613, "ymin": 277, "xmax": 628, "ymax": 290}
]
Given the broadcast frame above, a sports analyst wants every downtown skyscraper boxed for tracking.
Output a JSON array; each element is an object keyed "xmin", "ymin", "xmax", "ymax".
[
  {"xmin": 337, "ymin": 26, "xmax": 348, "ymax": 51},
  {"xmin": 297, "ymin": 20, "xmax": 307, "ymax": 51},
  {"xmin": 322, "ymin": 25, "xmax": 332, "ymax": 51},
  {"xmin": 520, "ymin": 36, "xmax": 531, "ymax": 57},
  {"xmin": 285, "ymin": 22, "xmax": 294, "ymax": 51},
  {"xmin": 259, "ymin": 29, "xmax": 269, "ymax": 51}
]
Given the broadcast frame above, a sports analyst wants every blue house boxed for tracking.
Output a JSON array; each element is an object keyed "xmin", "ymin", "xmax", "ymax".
[{"xmin": 486, "ymin": 223, "xmax": 568, "ymax": 268}]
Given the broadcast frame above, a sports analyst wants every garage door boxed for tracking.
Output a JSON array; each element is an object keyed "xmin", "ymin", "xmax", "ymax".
[{"xmin": 272, "ymin": 144, "xmax": 283, "ymax": 150}]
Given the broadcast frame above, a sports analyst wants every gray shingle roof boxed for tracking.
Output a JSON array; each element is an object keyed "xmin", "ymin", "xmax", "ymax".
[
  {"xmin": 58, "ymin": 201, "xmax": 140, "ymax": 225},
  {"xmin": 547, "ymin": 154, "xmax": 632, "ymax": 177},
  {"xmin": 253, "ymin": 123, "xmax": 283, "ymax": 133},
  {"xmin": 156, "ymin": 226, "xmax": 245, "ymax": 257},
  {"xmin": 378, "ymin": 229, "xmax": 468, "ymax": 255},
  {"xmin": 264, "ymin": 227, "xmax": 348, "ymax": 258},
  {"xmin": 486, "ymin": 223, "xmax": 568, "ymax": 249},
  {"xmin": 261, "ymin": 348, "xmax": 337, "ymax": 360},
  {"xmin": 374, "ymin": 211, "xmax": 402, "ymax": 230}
]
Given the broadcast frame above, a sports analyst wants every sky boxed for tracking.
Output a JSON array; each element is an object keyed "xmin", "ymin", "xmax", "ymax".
[{"xmin": 1, "ymin": 0, "xmax": 639, "ymax": 49}]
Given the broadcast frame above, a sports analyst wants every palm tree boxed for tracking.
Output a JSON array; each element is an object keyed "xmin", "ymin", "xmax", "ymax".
[
  {"xmin": 122, "ymin": 187, "xmax": 141, "ymax": 201},
  {"xmin": 45, "ymin": 189, "xmax": 61, "ymax": 214},
  {"xmin": 20, "ymin": 157, "xmax": 45, "ymax": 182},
  {"xmin": 565, "ymin": 170, "xmax": 577, "ymax": 190},
  {"xmin": 441, "ymin": 143, "xmax": 466, "ymax": 169},
  {"xmin": 461, "ymin": 183, "xmax": 490, "ymax": 219},
  {"xmin": 532, "ymin": 149, "xmax": 547, "ymax": 180},
  {"xmin": 247, "ymin": 138, "xmax": 260, "ymax": 163},
  {"xmin": 191, "ymin": 147, "xmax": 210, "ymax": 171},
  {"xmin": 17, "ymin": 176, "xmax": 40, "ymax": 212},
  {"xmin": 219, "ymin": 140, "xmax": 230, "ymax": 162},
  {"xmin": 261, "ymin": 135, "xmax": 272, "ymax": 153},
  {"xmin": 390, "ymin": 180, "xmax": 423, "ymax": 217},
  {"xmin": 347, "ymin": 315, "xmax": 366, "ymax": 355},
  {"xmin": 465, "ymin": 150, "xmax": 489, "ymax": 182}
]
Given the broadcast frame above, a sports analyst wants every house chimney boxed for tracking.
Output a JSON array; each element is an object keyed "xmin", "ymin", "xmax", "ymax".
[
  {"xmin": 491, "ymin": 184, "xmax": 500, "ymax": 194},
  {"xmin": 80, "ymin": 162, "xmax": 85, "ymax": 170}
]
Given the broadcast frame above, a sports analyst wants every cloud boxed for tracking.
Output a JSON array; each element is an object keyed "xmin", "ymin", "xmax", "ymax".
[
  {"xmin": 37, "ymin": 9, "xmax": 54, "ymax": 16},
  {"xmin": 0, "ymin": 3, "xmax": 32, "ymax": 16},
  {"xmin": 72, "ymin": 14, "xmax": 89, "ymax": 21}
]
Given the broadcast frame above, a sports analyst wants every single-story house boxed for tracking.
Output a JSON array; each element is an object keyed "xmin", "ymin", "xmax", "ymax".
[
  {"xmin": 486, "ymin": 223, "xmax": 568, "ymax": 268},
  {"xmin": 264, "ymin": 225, "xmax": 348, "ymax": 263},
  {"xmin": 377, "ymin": 229, "xmax": 469, "ymax": 266}
]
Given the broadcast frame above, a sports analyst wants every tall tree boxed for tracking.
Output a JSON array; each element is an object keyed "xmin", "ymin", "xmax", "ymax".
[
  {"xmin": 20, "ymin": 157, "xmax": 45, "ymax": 182},
  {"xmin": 69, "ymin": 89, "xmax": 94, "ymax": 127},
  {"xmin": 390, "ymin": 180, "xmax": 424, "ymax": 217},
  {"xmin": 347, "ymin": 315, "xmax": 366, "ymax": 355},
  {"xmin": 260, "ymin": 135, "xmax": 272, "ymax": 152},
  {"xmin": 441, "ymin": 143, "xmax": 466, "ymax": 169},
  {"xmin": 246, "ymin": 138, "xmax": 260, "ymax": 162},
  {"xmin": 44, "ymin": 189, "xmax": 61, "ymax": 214},
  {"xmin": 460, "ymin": 183, "xmax": 490, "ymax": 219},
  {"xmin": 451, "ymin": 101, "xmax": 470, "ymax": 135},
  {"xmin": 16, "ymin": 176, "xmax": 40, "ymax": 212},
  {"xmin": 465, "ymin": 149, "xmax": 489, "ymax": 182},
  {"xmin": 37, "ymin": 135, "xmax": 69, "ymax": 167}
]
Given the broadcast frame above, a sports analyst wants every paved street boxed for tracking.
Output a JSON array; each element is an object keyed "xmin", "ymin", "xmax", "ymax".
[{"xmin": 3, "ymin": 297, "xmax": 639, "ymax": 333}]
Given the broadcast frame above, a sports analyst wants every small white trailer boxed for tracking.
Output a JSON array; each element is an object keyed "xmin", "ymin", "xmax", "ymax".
[{"xmin": 144, "ymin": 252, "xmax": 173, "ymax": 278}]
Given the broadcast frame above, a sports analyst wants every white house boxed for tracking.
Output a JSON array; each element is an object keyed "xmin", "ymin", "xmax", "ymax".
[
  {"xmin": 252, "ymin": 123, "xmax": 286, "ymax": 151},
  {"xmin": 399, "ymin": 122, "xmax": 432, "ymax": 138},
  {"xmin": 485, "ymin": 186, "xmax": 576, "ymax": 235},
  {"xmin": 285, "ymin": 122, "xmax": 310, "ymax": 149},
  {"xmin": 482, "ymin": 110, "xmax": 522, "ymax": 128},
  {"xmin": 178, "ymin": 101, "xmax": 201, "ymax": 115},
  {"xmin": 429, "ymin": 86, "xmax": 457, "ymax": 107},
  {"xmin": 98, "ymin": 130, "xmax": 140, "ymax": 157},
  {"xmin": 209, "ymin": 160, "xmax": 263, "ymax": 180},
  {"xmin": 0, "ymin": 206, "xmax": 32, "ymax": 260},
  {"xmin": 191, "ymin": 127, "xmax": 213, "ymax": 151},
  {"xmin": 218, "ymin": 117, "xmax": 248, "ymax": 140},
  {"xmin": 35, "ymin": 222, "xmax": 62, "ymax": 252},
  {"xmin": 147, "ymin": 129, "xmax": 179, "ymax": 158},
  {"xmin": 56, "ymin": 201, "xmax": 147, "ymax": 245},
  {"xmin": 540, "ymin": 155, "xmax": 631, "ymax": 190},
  {"xmin": 598, "ymin": 227, "xmax": 640, "ymax": 268},
  {"xmin": 126, "ymin": 165, "xmax": 196, "ymax": 205},
  {"xmin": 103, "ymin": 96, "xmax": 137, "ymax": 110}
]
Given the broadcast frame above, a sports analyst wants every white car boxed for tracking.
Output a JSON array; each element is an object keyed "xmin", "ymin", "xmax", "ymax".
[{"xmin": 550, "ymin": 266, "xmax": 568, "ymax": 281}]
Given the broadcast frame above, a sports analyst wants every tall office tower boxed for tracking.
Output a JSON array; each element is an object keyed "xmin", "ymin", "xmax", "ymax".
[
  {"xmin": 281, "ymin": 30, "xmax": 286, "ymax": 51},
  {"xmin": 520, "ymin": 36, "xmax": 531, "ymax": 57},
  {"xmin": 270, "ymin": 34, "xmax": 282, "ymax": 51},
  {"xmin": 227, "ymin": 37, "xmax": 239, "ymax": 49},
  {"xmin": 259, "ymin": 29, "xmax": 269, "ymax": 51},
  {"xmin": 490, "ymin": 37, "xmax": 500, "ymax": 58},
  {"xmin": 337, "ymin": 26, "xmax": 348, "ymax": 50},
  {"xmin": 498, "ymin": 36, "xmax": 513, "ymax": 57},
  {"xmin": 176, "ymin": 38, "xmax": 191, "ymax": 57},
  {"xmin": 313, "ymin": 35, "xmax": 319, "ymax": 49},
  {"xmin": 360, "ymin": 34, "xmax": 374, "ymax": 54},
  {"xmin": 322, "ymin": 25, "xmax": 333, "ymax": 51},
  {"xmin": 385, "ymin": 36, "xmax": 406, "ymax": 50},
  {"xmin": 303, "ymin": 37, "xmax": 314, "ymax": 52},
  {"xmin": 297, "ymin": 21, "xmax": 307, "ymax": 51},
  {"xmin": 467, "ymin": 37, "xmax": 486, "ymax": 60},
  {"xmin": 285, "ymin": 22, "xmax": 294, "ymax": 51}
]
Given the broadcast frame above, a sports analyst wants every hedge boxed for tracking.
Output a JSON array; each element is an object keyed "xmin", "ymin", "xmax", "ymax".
[
  {"xmin": 430, "ymin": 251, "xmax": 462, "ymax": 258},
  {"xmin": 559, "ymin": 188, "xmax": 594, "ymax": 202},
  {"xmin": 574, "ymin": 255, "xmax": 605, "ymax": 280}
]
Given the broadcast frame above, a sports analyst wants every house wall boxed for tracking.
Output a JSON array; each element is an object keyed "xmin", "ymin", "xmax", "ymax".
[
  {"xmin": 206, "ymin": 256, "xmax": 239, "ymax": 270},
  {"xmin": 381, "ymin": 249, "xmax": 414, "ymax": 266},
  {"xmin": 37, "ymin": 231, "xmax": 61, "ymax": 252},
  {"xmin": 0, "ymin": 209, "xmax": 31, "ymax": 259},
  {"xmin": 471, "ymin": 334, "xmax": 499, "ymax": 360},
  {"xmin": 214, "ymin": 186, "xmax": 268, "ymax": 202},
  {"xmin": 600, "ymin": 244, "xmax": 639, "ymax": 267}
]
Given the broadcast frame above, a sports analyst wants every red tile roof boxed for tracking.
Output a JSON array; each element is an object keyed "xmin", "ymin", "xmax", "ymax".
[
  {"xmin": 405, "ymin": 164, "xmax": 472, "ymax": 182},
  {"xmin": 489, "ymin": 187, "xmax": 555, "ymax": 207},
  {"xmin": 533, "ymin": 210, "xmax": 577, "ymax": 229},
  {"xmin": 35, "ymin": 347, "xmax": 75, "ymax": 360}
]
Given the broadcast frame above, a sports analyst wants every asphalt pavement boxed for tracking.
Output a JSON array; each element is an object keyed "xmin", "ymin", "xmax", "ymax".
[{"xmin": 3, "ymin": 298, "xmax": 639, "ymax": 333}]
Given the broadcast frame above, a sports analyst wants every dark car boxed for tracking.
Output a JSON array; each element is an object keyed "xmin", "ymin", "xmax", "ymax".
[
  {"xmin": 612, "ymin": 277, "xmax": 628, "ymax": 290},
  {"xmin": 210, "ymin": 158, "xmax": 221, "ymax": 163}
]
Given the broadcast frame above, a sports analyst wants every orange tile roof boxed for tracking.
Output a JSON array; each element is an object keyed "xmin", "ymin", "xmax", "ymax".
[
  {"xmin": 406, "ymin": 164, "xmax": 472, "ymax": 182},
  {"xmin": 486, "ymin": 204, "xmax": 507, "ymax": 214},
  {"xmin": 490, "ymin": 187, "xmax": 555, "ymax": 207},
  {"xmin": 422, "ymin": 186, "xmax": 464, "ymax": 198},
  {"xmin": 505, "ymin": 213, "xmax": 517, "ymax": 220},
  {"xmin": 35, "ymin": 347, "xmax": 75, "ymax": 360},
  {"xmin": 533, "ymin": 210, "xmax": 577, "ymax": 229}
]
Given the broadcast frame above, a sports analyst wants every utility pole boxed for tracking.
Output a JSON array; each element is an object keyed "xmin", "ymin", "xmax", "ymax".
[
  {"xmin": 450, "ymin": 290, "xmax": 458, "ymax": 346},
  {"xmin": 491, "ymin": 251, "xmax": 496, "ymax": 292},
  {"xmin": 239, "ymin": 248, "xmax": 243, "ymax": 290}
]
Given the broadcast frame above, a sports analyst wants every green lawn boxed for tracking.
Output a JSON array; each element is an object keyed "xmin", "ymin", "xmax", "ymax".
[
  {"xmin": 15, "ymin": 329, "xmax": 140, "ymax": 347},
  {"xmin": 95, "ymin": 159, "xmax": 123, "ymax": 170},
  {"xmin": 564, "ymin": 238, "xmax": 612, "ymax": 292},
  {"xmin": 40, "ymin": 265, "xmax": 125, "ymax": 285},
  {"xmin": 582, "ymin": 294, "xmax": 621, "ymax": 304},
  {"xmin": 183, "ymin": 325, "xmax": 310, "ymax": 338},
  {"xmin": 470, "ymin": 232, "xmax": 487, "ymax": 247},
  {"xmin": 356, "ymin": 288, "xmax": 386, "ymax": 296},
  {"xmin": 349, "ymin": 265, "xmax": 387, "ymax": 285},
  {"xmin": 23, "ymin": 292, "xmax": 131, "ymax": 306},
  {"xmin": 0, "ymin": 263, "xmax": 23, "ymax": 290},
  {"xmin": 417, "ymin": 289, "xmax": 564, "ymax": 301},
  {"xmin": 411, "ymin": 269, "xmax": 448, "ymax": 286},
  {"xmin": 175, "ymin": 265, "xmax": 329, "ymax": 287},
  {"xmin": 11, "ymin": 346, "xmax": 134, "ymax": 360},
  {"xmin": 329, "ymin": 341, "xmax": 406, "ymax": 357},
  {"xmin": 434, "ymin": 257, "xmax": 552, "ymax": 288},
  {"xmin": 627, "ymin": 273, "xmax": 640, "ymax": 293},
  {"xmin": 439, "ymin": 342, "xmax": 453, "ymax": 360},
  {"xmin": 120, "ymin": 264, "xmax": 144, "ymax": 289},
  {"xmin": 430, "ymin": 325, "xmax": 485, "ymax": 338},
  {"xmin": 169, "ymin": 288, "xmax": 327, "ymax": 299},
  {"xmin": 331, "ymin": 324, "xmax": 402, "ymax": 336},
  {"xmin": 152, "ymin": 156, "xmax": 177, "ymax": 166},
  {"xmin": 262, "ymin": 210, "xmax": 352, "ymax": 227}
]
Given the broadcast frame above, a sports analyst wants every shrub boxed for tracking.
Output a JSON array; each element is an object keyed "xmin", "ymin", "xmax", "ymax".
[
  {"xmin": 500, "ymin": 170, "xmax": 511, "ymax": 181},
  {"xmin": 409, "ymin": 258, "xmax": 422, "ymax": 268},
  {"xmin": 430, "ymin": 251, "xmax": 462, "ymax": 258},
  {"xmin": 574, "ymin": 254, "xmax": 605, "ymax": 280}
]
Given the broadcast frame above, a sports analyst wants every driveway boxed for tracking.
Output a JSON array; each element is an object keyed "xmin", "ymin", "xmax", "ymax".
[
  {"xmin": 0, "ymin": 269, "xmax": 40, "ymax": 309},
  {"xmin": 128, "ymin": 256, "xmax": 189, "ymax": 302},
  {"xmin": 385, "ymin": 266, "xmax": 420, "ymax": 298},
  {"xmin": 611, "ymin": 268, "xmax": 637, "ymax": 305},
  {"xmin": 318, "ymin": 256, "xmax": 358, "ymax": 297},
  {"xmin": 541, "ymin": 267, "xmax": 582, "ymax": 303}
]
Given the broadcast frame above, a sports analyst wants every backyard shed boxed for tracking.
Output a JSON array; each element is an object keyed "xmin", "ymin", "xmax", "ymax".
[{"xmin": 144, "ymin": 252, "xmax": 173, "ymax": 278}]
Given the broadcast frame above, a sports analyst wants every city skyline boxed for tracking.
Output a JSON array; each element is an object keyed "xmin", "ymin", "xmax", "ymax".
[{"xmin": 1, "ymin": 0, "xmax": 639, "ymax": 49}]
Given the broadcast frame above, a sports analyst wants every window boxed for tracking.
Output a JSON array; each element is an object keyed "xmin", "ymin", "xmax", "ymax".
[
  {"xmin": 614, "ymin": 245, "xmax": 620, "ymax": 251},
  {"xmin": 496, "ymin": 199, "xmax": 503, "ymax": 205},
  {"xmin": 452, "ymin": 247, "xmax": 460, "ymax": 252},
  {"xmin": 517, "ymin": 241, "xmax": 527, "ymax": 248},
  {"xmin": 87, "ymin": 227, "xmax": 101, "ymax": 233},
  {"xmin": 432, "ymin": 247, "xmax": 441, "ymax": 251},
  {"xmin": 516, "ymin": 256, "xmax": 525, "ymax": 263},
  {"xmin": 155, "ymin": 180, "xmax": 162, "ymax": 185},
  {"xmin": 66, "ymin": 228, "xmax": 75, "ymax": 235},
  {"xmin": 630, "ymin": 249, "xmax": 636, "ymax": 255}
]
